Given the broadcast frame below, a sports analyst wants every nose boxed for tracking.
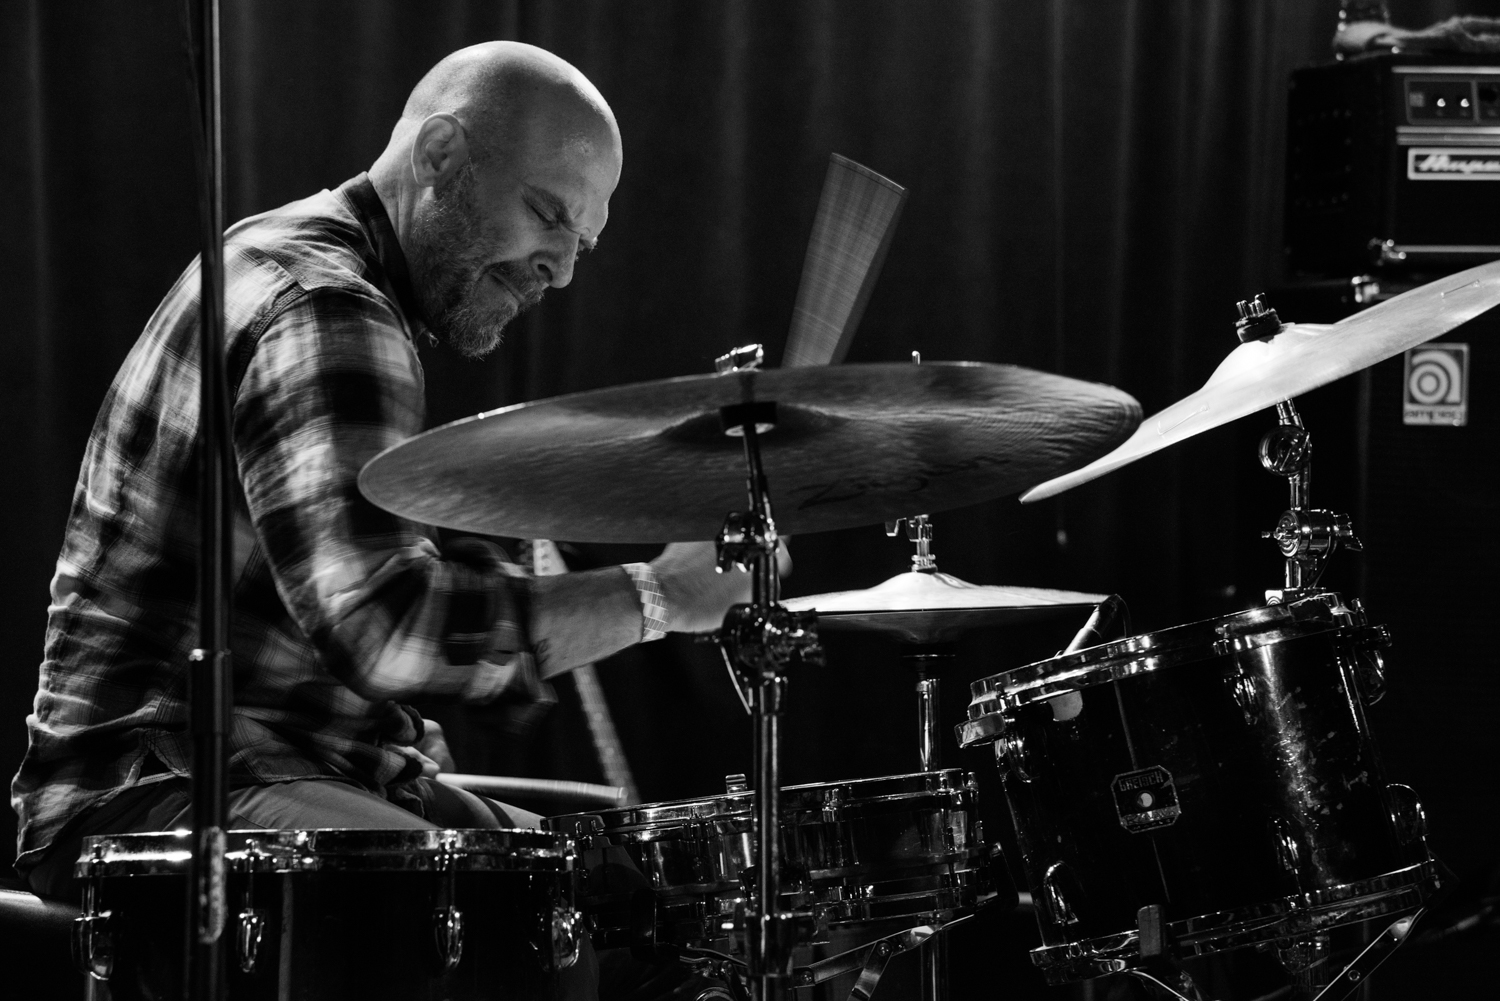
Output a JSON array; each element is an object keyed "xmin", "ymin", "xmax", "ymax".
[{"xmin": 531, "ymin": 233, "xmax": 578, "ymax": 288}]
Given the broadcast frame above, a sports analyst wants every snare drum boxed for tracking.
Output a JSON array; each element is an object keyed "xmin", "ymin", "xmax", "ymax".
[
  {"xmin": 957, "ymin": 593, "xmax": 1442, "ymax": 983},
  {"xmin": 550, "ymin": 769, "xmax": 999, "ymax": 956},
  {"xmin": 74, "ymin": 828, "xmax": 582, "ymax": 1000}
]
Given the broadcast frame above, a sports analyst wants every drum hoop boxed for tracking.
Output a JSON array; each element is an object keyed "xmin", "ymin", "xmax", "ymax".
[
  {"xmin": 966, "ymin": 594, "xmax": 1356, "ymax": 712},
  {"xmin": 551, "ymin": 769, "xmax": 976, "ymax": 833},
  {"xmin": 77, "ymin": 827, "xmax": 573, "ymax": 877},
  {"xmin": 1029, "ymin": 860, "xmax": 1441, "ymax": 980}
]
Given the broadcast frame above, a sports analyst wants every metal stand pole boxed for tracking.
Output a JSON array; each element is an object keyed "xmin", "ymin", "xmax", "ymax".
[
  {"xmin": 184, "ymin": 0, "xmax": 233, "ymax": 995},
  {"xmin": 919, "ymin": 933, "xmax": 948, "ymax": 1001},
  {"xmin": 903, "ymin": 646, "xmax": 954, "ymax": 773},
  {"xmin": 712, "ymin": 375, "xmax": 822, "ymax": 1001}
]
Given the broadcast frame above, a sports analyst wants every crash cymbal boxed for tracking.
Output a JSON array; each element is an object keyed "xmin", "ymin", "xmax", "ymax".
[
  {"xmin": 1022, "ymin": 259, "xmax": 1500, "ymax": 502},
  {"xmin": 780, "ymin": 571, "xmax": 1105, "ymax": 644},
  {"xmin": 359, "ymin": 362, "xmax": 1140, "ymax": 543}
]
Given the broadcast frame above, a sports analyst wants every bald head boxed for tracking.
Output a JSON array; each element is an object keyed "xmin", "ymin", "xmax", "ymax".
[
  {"xmin": 370, "ymin": 43, "xmax": 622, "ymax": 359},
  {"xmin": 396, "ymin": 41, "xmax": 620, "ymax": 172}
]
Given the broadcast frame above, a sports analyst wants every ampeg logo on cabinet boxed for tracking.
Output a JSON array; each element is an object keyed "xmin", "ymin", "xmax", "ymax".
[
  {"xmin": 1403, "ymin": 344, "xmax": 1470, "ymax": 426},
  {"xmin": 1407, "ymin": 148, "xmax": 1500, "ymax": 180}
]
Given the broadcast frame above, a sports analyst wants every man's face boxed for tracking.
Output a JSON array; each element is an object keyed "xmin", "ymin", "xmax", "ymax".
[{"xmin": 406, "ymin": 126, "xmax": 617, "ymax": 359}]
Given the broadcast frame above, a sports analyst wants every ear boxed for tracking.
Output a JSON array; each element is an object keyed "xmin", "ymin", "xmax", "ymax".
[{"xmin": 409, "ymin": 113, "xmax": 470, "ymax": 189}]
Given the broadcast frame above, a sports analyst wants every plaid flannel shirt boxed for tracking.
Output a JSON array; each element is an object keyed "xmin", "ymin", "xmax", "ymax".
[{"xmin": 11, "ymin": 175, "xmax": 544, "ymax": 868}]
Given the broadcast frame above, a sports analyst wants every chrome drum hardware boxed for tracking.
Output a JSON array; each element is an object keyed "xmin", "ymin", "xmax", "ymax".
[
  {"xmin": 550, "ymin": 769, "xmax": 1003, "ymax": 958},
  {"xmin": 74, "ymin": 828, "xmax": 579, "ymax": 1000},
  {"xmin": 957, "ymin": 593, "xmax": 1443, "ymax": 984}
]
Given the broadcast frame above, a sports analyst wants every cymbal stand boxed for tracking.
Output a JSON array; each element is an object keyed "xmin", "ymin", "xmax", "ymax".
[
  {"xmin": 713, "ymin": 347, "xmax": 823, "ymax": 1001},
  {"xmin": 886, "ymin": 515, "xmax": 949, "ymax": 773},
  {"xmin": 1257, "ymin": 399, "xmax": 1363, "ymax": 604},
  {"xmin": 884, "ymin": 513, "xmax": 952, "ymax": 1001}
]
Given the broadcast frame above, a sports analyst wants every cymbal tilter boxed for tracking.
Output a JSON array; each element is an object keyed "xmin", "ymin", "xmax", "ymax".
[{"xmin": 1257, "ymin": 382, "xmax": 1363, "ymax": 603}]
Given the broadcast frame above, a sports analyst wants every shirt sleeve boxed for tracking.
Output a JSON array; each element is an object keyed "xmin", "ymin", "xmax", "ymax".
[{"xmin": 232, "ymin": 285, "xmax": 536, "ymax": 703}]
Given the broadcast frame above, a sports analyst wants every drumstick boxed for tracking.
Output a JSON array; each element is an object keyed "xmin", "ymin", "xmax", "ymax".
[
  {"xmin": 1060, "ymin": 594, "xmax": 1128, "ymax": 655},
  {"xmin": 1050, "ymin": 595, "xmax": 1128, "ymax": 721},
  {"xmin": 436, "ymin": 773, "xmax": 626, "ymax": 807},
  {"xmin": 781, "ymin": 154, "xmax": 907, "ymax": 367}
]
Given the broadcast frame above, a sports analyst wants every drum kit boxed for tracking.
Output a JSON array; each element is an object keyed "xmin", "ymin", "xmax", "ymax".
[{"xmin": 69, "ymin": 250, "xmax": 1500, "ymax": 1001}]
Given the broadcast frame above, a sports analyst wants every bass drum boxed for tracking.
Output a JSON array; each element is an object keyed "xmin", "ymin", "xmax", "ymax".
[
  {"xmin": 73, "ymin": 828, "xmax": 583, "ymax": 1000},
  {"xmin": 549, "ymin": 769, "xmax": 1001, "ymax": 956},
  {"xmin": 957, "ymin": 592, "xmax": 1442, "ymax": 984}
]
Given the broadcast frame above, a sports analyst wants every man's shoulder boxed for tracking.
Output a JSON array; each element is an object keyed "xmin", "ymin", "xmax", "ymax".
[{"xmin": 225, "ymin": 187, "xmax": 390, "ymax": 310}]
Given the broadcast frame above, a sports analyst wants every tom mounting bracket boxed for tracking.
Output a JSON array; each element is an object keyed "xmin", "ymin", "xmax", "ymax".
[
  {"xmin": 1235, "ymin": 294, "xmax": 1365, "ymax": 605},
  {"xmin": 1257, "ymin": 393, "xmax": 1363, "ymax": 605}
]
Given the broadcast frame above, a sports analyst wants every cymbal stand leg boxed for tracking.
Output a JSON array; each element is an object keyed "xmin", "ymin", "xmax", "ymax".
[
  {"xmin": 919, "ymin": 929, "xmax": 948, "ymax": 1001},
  {"xmin": 716, "ymin": 402, "xmax": 823, "ymax": 1001}
]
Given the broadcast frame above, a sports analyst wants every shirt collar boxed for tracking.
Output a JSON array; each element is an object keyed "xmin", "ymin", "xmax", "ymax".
[{"xmin": 338, "ymin": 172, "xmax": 430, "ymax": 337}]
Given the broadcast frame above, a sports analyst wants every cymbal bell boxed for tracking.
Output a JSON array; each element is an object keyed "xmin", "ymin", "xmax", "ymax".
[
  {"xmin": 360, "ymin": 362, "xmax": 1140, "ymax": 543},
  {"xmin": 1022, "ymin": 260, "xmax": 1500, "ymax": 502},
  {"xmin": 780, "ymin": 571, "xmax": 1105, "ymax": 644}
]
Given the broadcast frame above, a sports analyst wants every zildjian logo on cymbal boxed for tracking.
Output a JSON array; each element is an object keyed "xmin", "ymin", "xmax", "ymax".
[{"xmin": 792, "ymin": 455, "xmax": 1011, "ymax": 509}]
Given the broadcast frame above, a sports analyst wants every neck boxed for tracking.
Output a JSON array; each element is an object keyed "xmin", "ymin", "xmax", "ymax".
[{"xmin": 367, "ymin": 152, "xmax": 416, "ymax": 249}]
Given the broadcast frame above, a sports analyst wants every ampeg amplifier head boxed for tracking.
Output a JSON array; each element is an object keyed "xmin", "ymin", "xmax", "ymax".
[{"xmin": 1285, "ymin": 53, "xmax": 1500, "ymax": 277}]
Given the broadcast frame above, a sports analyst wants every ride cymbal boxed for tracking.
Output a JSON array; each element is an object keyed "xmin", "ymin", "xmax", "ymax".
[
  {"xmin": 360, "ymin": 362, "xmax": 1140, "ymax": 543},
  {"xmin": 1022, "ymin": 260, "xmax": 1500, "ymax": 502}
]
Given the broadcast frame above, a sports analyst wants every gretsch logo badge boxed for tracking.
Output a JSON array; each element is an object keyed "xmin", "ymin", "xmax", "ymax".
[{"xmin": 1111, "ymin": 765, "xmax": 1181, "ymax": 833}]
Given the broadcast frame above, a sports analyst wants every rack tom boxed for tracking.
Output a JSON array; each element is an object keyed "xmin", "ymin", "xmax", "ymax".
[
  {"xmin": 957, "ymin": 593, "xmax": 1441, "ymax": 983},
  {"xmin": 73, "ymin": 828, "xmax": 581, "ymax": 1000},
  {"xmin": 550, "ymin": 769, "xmax": 1000, "ymax": 955}
]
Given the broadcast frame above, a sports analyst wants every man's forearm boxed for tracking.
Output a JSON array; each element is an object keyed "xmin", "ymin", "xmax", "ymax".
[{"xmin": 528, "ymin": 566, "xmax": 642, "ymax": 678}]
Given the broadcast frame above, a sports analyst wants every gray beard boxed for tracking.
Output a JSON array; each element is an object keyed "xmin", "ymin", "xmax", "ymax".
[{"xmin": 407, "ymin": 166, "xmax": 541, "ymax": 359}]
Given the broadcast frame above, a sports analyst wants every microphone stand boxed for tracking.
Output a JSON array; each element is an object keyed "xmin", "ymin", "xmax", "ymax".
[{"xmin": 184, "ymin": 0, "xmax": 233, "ymax": 995}]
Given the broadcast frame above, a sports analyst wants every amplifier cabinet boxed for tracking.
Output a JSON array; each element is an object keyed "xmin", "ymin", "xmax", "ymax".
[{"xmin": 1285, "ymin": 54, "xmax": 1500, "ymax": 277}]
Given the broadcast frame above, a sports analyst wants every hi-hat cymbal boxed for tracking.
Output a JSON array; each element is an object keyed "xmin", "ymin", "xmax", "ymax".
[
  {"xmin": 780, "ymin": 571, "xmax": 1105, "ymax": 644},
  {"xmin": 1022, "ymin": 259, "xmax": 1500, "ymax": 503},
  {"xmin": 359, "ymin": 362, "xmax": 1140, "ymax": 543}
]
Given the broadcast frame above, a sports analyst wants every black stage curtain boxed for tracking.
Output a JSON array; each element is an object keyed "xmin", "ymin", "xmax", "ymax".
[{"xmin": 3, "ymin": 3, "xmax": 1495, "ymax": 980}]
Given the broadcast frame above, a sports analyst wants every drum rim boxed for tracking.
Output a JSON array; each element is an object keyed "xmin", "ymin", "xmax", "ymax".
[
  {"xmin": 76, "ymin": 826, "xmax": 574, "ymax": 877},
  {"xmin": 965, "ymin": 593, "xmax": 1355, "ymax": 713},
  {"xmin": 549, "ymin": 769, "xmax": 977, "ymax": 832},
  {"xmin": 1027, "ymin": 859, "xmax": 1441, "ymax": 982}
]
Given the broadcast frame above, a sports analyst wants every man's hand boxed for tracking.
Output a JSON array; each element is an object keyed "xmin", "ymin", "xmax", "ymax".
[
  {"xmin": 396, "ymin": 718, "xmax": 457, "ymax": 777},
  {"xmin": 650, "ymin": 539, "xmax": 793, "ymax": 634}
]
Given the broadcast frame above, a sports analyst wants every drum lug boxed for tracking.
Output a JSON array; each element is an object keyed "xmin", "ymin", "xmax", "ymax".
[
  {"xmin": 993, "ymin": 730, "xmax": 1034, "ymax": 783},
  {"xmin": 545, "ymin": 906, "xmax": 584, "ymax": 971},
  {"xmin": 1353, "ymin": 647, "xmax": 1388, "ymax": 705},
  {"xmin": 1041, "ymin": 862, "xmax": 1082, "ymax": 927},
  {"xmin": 72, "ymin": 911, "xmax": 113, "ymax": 982},
  {"xmin": 432, "ymin": 903, "xmax": 465, "ymax": 972},
  {"xmin": 1386, "ymin": 783, "xmax": 1428, "ymax": 847},
  {"xmin": 1228, "ymin": 671, "xmax": 1262, "ymax": 725},
  {"xmin": 432, "ymin": 834, "xmax": 464, "ymax": 972},
  {"xmin": 72, "ymin": 845, "xmax": 113, "ymax": 981},
  {"xmin": 237, "ymin": 908, "xmax": 268, "ymax": 974},
  {"xmin": 1270, "ymin": 816, "xmax": 1304, "ymax": 883}
]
